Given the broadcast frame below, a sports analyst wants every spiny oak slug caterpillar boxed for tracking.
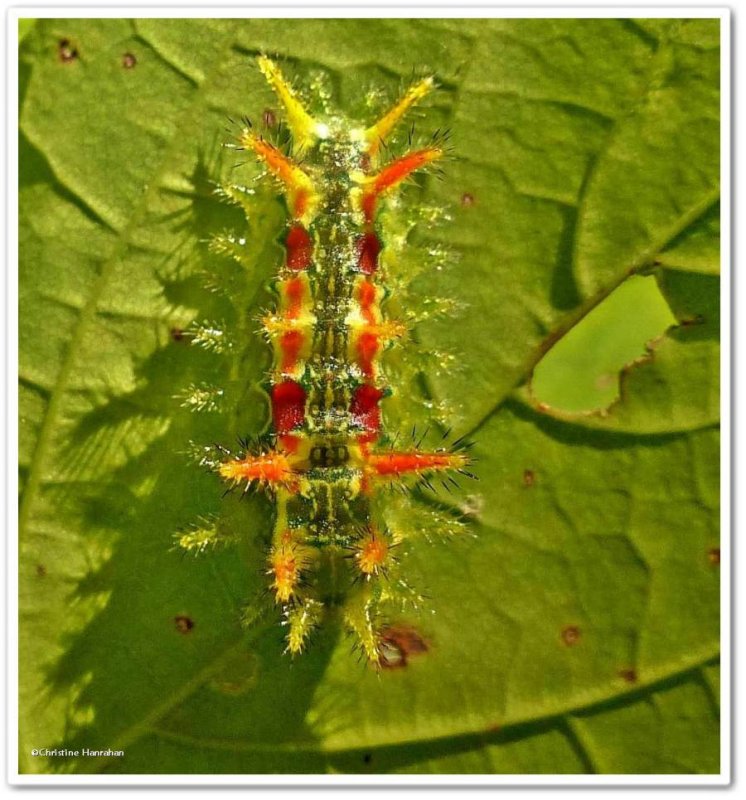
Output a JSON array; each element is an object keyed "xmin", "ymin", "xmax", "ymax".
[{"xmin": 179, "ymin": 56, "xmax": 475, "ymax": 666}]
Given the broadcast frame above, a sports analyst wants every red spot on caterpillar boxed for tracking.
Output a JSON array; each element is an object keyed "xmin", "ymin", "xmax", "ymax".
[
  {"xmin": 358, "ymin": 279, "xmax": 377, "ymax": 310},
  {"xmin": 357, "ymin": 331, "xmax": 380, "ymax": 376},
  {"xmin": 279, "ymin": 434, "xmax": 301, "ymax": 454},
  {"xmin": 357, "ymin": 281, "xmax": 378, "ymax": 327},
  {"xmin": 286, "ymin": 224, "xmax": 312, "ymax": 271},
  {"xmin": 361, "ymin": 193, "xmax": 377, "ymax": 224},
  {"xmin": 357, "ymin": 233, "xmax": 381, "ymax": 274},
  {"xmin": 350, "ymin": 383, "xmax": 384, "ymax": 436},
  {"xmin": 293, "ymin": 189, "xmax": 310, "ymax": 220},
  {"xmin": 280, "ymin": 329, "xmax": 304, "ymax": 373},
  {"xmin": 272, "ymin": 380, "xmax": 306, "ymax": 434},
  {"xmin": 282, "ymin": 276, "xmax": 305, "ymax": 318}
]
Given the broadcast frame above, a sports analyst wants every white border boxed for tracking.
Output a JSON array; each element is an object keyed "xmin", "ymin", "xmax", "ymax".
[
  {"xmin": 3, "ymin": 3, "xmax": 737, "ymax": 17},
  {"xmin": 5, "ymin": 3, "xmax": 731, "ymax": 789}
]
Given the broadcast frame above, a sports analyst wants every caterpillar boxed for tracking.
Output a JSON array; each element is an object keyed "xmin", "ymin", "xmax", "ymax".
[{"xmin": 187, "ymin": 57, "xmax": 474, "ymax": 665}]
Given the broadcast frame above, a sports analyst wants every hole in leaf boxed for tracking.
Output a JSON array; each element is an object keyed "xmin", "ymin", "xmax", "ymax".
[
  {"xmin": 707, "ymin": 547, "xmax": 720, "ymax": 566},
  {"xmin": 532, "ymin": 275, "xmax": 677, "ymax": 412}
]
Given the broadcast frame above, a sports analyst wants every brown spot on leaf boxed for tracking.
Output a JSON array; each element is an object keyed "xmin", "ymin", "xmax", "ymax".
[
  {"xmin": 561, "ymin": 625, "xmax": 581, "ymax": 646},
  {"xmin": 262, "ymin": 108, "xmax": 277, "ymax": 128},
  {"xmin": 58, "ymin": 39, "xmax": 78, "ymax": 63},
  {"xmin": 378, "ymin": 624, "xmax": 429, "ymax": 669},
  {"xmin": 618, "ymin": 668, "xmax": 638, "ymax": 684},
  {"xmin": 36, "ymin": 564, "xmax": 47, "ymax": 578},
  {"xmin": 122, "ymin": 52, "xmax": 137, "ymax": 69},
  {"xmin": 708, "ymin": 547, "xmax": 720, "ymax": 566},
  {"xmin": 461, "ymin": 192, "xmax": 475, "ymax": 207},
  {"xmin": 174, "ymin": 614, "xmax": 195, "ymax": 634},
  {"xmin": 170, "ymin": 327, "xmax": 186, "ymax": 342},
  {"xmin": 362, "ymin": 752, "xmax": 372, "ymax": 765},
  {"xmin": 523, "ymin": 469, "xmax": 535, "ymax": 487}
]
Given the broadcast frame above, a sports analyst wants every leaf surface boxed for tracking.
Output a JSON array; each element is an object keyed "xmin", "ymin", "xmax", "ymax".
[{"xmin": 19, "ymin": 17, "xmax": 720, "ymax": 775}]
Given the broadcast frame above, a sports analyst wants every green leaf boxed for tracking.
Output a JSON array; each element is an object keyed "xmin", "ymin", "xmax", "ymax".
[
  {"xmin": 530, "ymin": 275, "xmax": 678, "ymax": 413},
  {"xmin": 18, "ymin": 19, "xmax": 37, "ymax": 44},
  {"xmin": 19, "ymin": 18, "xmax": 720, "ymax": 775}
]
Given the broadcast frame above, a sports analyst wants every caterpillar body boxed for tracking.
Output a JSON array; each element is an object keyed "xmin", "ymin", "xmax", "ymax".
[{"xmin": 191, "ymin": 57, "xmax": 473, "ymax": 665}]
